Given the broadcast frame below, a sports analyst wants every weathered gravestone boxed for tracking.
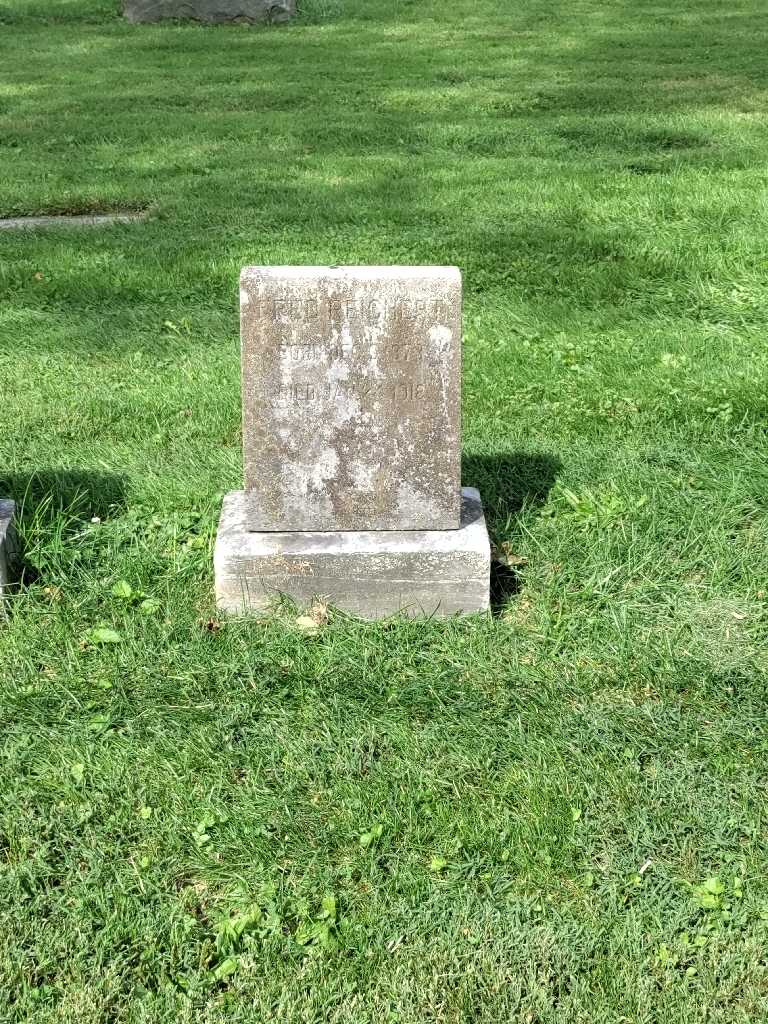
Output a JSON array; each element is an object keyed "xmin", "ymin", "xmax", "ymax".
[
  {"xmin": 0, "ymin": 500, "xmax": 16, "ymax": 596},
  {"xmin": 122, "ymin": 0, "xmax": 294, "ymax": 23},
  {"xmin": 214, "ymin": 266, "xmax": 490, "ymax": 618},
  {"xmin": 241, "ymin": 266, "xmax": 462, "ymax": 532}
]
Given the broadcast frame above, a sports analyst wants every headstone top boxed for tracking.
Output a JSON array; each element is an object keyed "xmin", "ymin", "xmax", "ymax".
[
  {"xmin": 240, "ymin": 265, "xmax": 462, "ymax": 532},
  {"xmin": 240, "ymin": 265, "xmax": 461, "ymax": 283}
]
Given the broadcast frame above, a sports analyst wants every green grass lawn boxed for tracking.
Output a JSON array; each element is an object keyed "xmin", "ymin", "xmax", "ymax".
[{"xmin": 2, "ymin": 0, "xmax": 768, "ymax": 1019}]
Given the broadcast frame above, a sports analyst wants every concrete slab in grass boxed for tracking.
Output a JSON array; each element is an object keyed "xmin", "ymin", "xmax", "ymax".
[
  {"xmin": 0, "ymin": 213, "xmax": 148, "ymax": 231},
  {"xmin": 122, "ymin": 0, "xmax": 294, "ymax": 22}
]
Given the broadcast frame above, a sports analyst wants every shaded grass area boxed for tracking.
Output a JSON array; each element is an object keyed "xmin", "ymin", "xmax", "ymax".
[{"xmin": 1, "ymin": 0, "xmax": 768, "ymax": 1020}]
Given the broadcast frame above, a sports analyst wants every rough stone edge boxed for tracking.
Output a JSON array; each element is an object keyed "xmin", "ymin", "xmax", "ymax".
[
  {"xmin": 0, "ymin": 500, "xmax": 18, "ymax": 598},
  {"xmin": 239, "ymin": 265, "xmax": 462, "ymax": 283},
  {"xmin": 214, "ymin": 487, "xmax": 491, "ymax": 619}
]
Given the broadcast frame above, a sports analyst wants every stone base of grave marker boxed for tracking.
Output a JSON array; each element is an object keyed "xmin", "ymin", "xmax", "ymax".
[
  {"xmin": 215, "ymin": 487, "xmax": 490, "ymax": 618},
  {"xmin": 0, "ymin": 500, "xmax": 17, "ymax": 596}
]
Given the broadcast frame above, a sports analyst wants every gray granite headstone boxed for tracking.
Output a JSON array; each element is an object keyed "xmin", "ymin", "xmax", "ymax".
[
  {"xmin": 240, "ymin": 266, "xmax": 462, "ymax": 532},
  {"xmin": 215, "ymin": 266, "xmax": 490, "ymax": 618},
  {"xmin": 122, "ymin": 0, "xmax": 294, "ymax": 23}
]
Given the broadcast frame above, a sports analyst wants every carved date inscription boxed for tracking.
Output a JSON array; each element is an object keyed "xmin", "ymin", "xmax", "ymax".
[{"xmin": 266, "ymin": 380, "xmax": 428, "ymax": 407}]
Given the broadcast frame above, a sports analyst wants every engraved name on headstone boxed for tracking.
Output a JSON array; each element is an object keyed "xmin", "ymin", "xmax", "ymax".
[{"xmin": 240, "ymin": 266, "xmax": 462, "ymax": 532}]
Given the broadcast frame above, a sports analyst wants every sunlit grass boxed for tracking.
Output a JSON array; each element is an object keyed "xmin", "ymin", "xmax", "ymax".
[{"xmin": 1, "ymin": 0, "xmax": 768, "ymax": 1020}]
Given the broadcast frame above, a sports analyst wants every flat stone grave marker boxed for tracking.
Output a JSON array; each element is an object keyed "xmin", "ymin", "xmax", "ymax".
[
  {"xmin": 123, "ymin": 0, "xmax": 294, "ymax": 22},
  {"xmin": 215, "ymin": 265, "xmax": 490, "ymax": 618},
  {"xmin": 0, "ymin": 213, "xmax": 147, "ymax": 231}
]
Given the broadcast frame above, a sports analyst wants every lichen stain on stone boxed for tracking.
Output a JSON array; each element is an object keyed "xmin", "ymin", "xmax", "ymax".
[{"xmin": 240, "ymin": 266, "xmax": 462, "ymax": 532}]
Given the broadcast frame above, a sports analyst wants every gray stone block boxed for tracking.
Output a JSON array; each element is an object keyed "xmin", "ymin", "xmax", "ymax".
[
  {"xmin": 122, "ymin": 0, "xmax": 294, "ymax": 23},
  {"xmin": 215, "ymin": 487, "xmax": 490, "ymax": 618},
  {"xmin": 0, "ymin": 500, "xmax": 17, "ymax": 596},
  {"xmin": 240, "ymin": 266, "xmax": 462, "ymax": 533}
]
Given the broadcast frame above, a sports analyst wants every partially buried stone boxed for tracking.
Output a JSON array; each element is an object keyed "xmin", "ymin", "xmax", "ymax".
[
  {"xmin": 0, "ymin": 500, "xmax": 17, "ymax": 597},
  {"xmin": 122, "ymin": 0, "xmax": 294, "ymax": 22},
  {"xmin": 240, "ymin": 266, "xmax": 462, "ymax": 532}
]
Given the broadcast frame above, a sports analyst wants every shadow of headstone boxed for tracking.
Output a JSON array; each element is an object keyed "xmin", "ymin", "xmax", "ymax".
[
  {"xmin": 0, "ymin": 469, "xmax": 128, "ymax": 586},
  {"xmin": 463, "ymin": 451, "xmax": 562, "ymax": 614}
]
